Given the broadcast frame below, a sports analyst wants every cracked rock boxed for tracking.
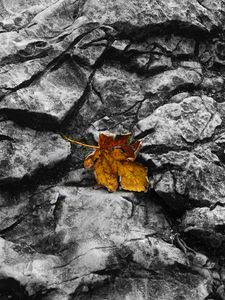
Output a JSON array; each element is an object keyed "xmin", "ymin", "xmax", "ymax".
[
  {"xmin": 0, "ymin": 186, "xmax": 213, "ymax": 298},
  {"xmin": 0, "ymin": 121, "xmax": 71, "ymax": 184},
  {"xmin": 142, "ymin": 67, "xmax": 202, "ymax": 97},
  {"xmin": 134, "ymin": 95, "xmax": 221, "ymax": 148},
  {"xmin": 182, "ymin": 206, "xmax": 225, "ymax": 249},
  {"xmin": 1, "ymin": 0, "xmax": 225, "ymax": 299},
  {"xmin": 71, "ymin": 28, "xmax": 107, "ymax": 67},
  {"xmin": 130, "ymin": 34, "xmax": 196, "ymax": 57},
  {"xmin": 143, "ymin": 147, "xmax": 225, "ymax": 209},
  {"xmin": 82, "ymin": 0, "xmax": 224, "ymax": 32},
  {"xmin": 0, "ymin": 58, "xmax": 87, "ymax": 123}
]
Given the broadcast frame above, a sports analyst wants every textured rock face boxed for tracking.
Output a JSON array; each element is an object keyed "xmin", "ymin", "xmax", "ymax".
[
  {"xmin": 1, "ymin": 0, "xmax": 225, "ymax": 299},
  {"xmin": 0, "ymin": 121, "xmax": 71, "ymax": 184},
  {"xmin": 134, "ymin": 95, "xmax": 221, "ymax": 147}
]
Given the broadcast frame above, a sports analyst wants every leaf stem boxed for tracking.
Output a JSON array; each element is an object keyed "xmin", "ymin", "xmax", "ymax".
[{"xmin": 62, "ymin": 135, "xmax": 99, "ymax": 149}]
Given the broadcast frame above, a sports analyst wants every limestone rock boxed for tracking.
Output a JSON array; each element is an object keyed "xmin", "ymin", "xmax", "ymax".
[
  {"xmin": 0, "ymin": 59, "xmax": 87, "ymax": 123},
  {"xmin": 182, "ymin": 206, "xmax": 225, "ymax": 250},
  {"xmin": 143, "ymin": 67, "xmax": 202, "ymax": 97},
  {"xmin": 129, "ymin": 35, "xmax": 196, "ymax": 57},
  {"xmin": 134, "ymin": 95, "xmax": 221, "ymax": 148},
  {"xmin": 183, "ymin": 206, "xmax": 225, "ymax": 235},
  {"xmin": 1, "ymin": 0, "xmax": 225, "ymax": 299},
  {"xmin": 143, "ymin": 147, "xmax": 225, "ymax": 208},
  {"xmin": 0, "ymin": 186, "xmax": 212, "ymax": 298},
  {"xmin": 82, "ymin": 0, "xmax": 224, "ymax": 32},
  {"xmin": 72, "ymin": 28, "xmax": 107, "ymax": 66},
  {"xmin": 0, "ymin": 121, "xmax": 71, "ymax": 184}
]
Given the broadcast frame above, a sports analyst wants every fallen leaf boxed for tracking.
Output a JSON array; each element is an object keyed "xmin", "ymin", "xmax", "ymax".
[{"xmin": 63, "ymin": 132, "xmax": 149, "ymax": 192}]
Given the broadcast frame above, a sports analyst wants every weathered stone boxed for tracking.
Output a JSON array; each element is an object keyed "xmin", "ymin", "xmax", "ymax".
[
  {"xmin": 0, "ymin": 0, "xmax": 58, "ymax": 31},
  {"xmin": 0, "ymin": 58, "xmax": 50, "ymax": 90},
  {"xmin": 1, "ymin": 0, "xmax": 225, "ymax": 299},
  {"xmin": 144, "ymin": 35, "xmax": 196, "ymax": 57},
  {"xmin": 182, "ymin": 205, "xmax": 225, "ymax": 253},
  {"xmin": 61, "ymin": 168, "xmax": 95, "ymax": 186},
  {"xmin": 82, "ymin": 0, "xmax": 224, "ymax": 32},
  {"xmin": 182, "ymin": 206, "xmax": 225, "ymax": 235},
  {"xmin": 0, "ymin": 237, "xmax": 61, "ymax": 295},
  {"xmin": 0, "ymin": 186, "xmax": 212, "ymax": 298},
  {"xmin": 86, "ymin": 116, "xmax": 134, "ymax": 142},
  {"xmin": 0, "ymin": 121, "xmax": 71, "ymax": 184},
  {"xmin": 89, "ymin": 65, "xmax": 145, "ymax": 131},
  {"xmin": 93, "ymin": 64, "xmax": 144, "ymax": 113},
  {"xmin": 201, "ymin": 76, "xmax": 224, "ymax": 92},
  {"xmin": 213, "ymin": 40, "xmax": 225, "ymax": 66},
  {"xmin": 169, "ymin": 92, "xmax": 191, "ymax": 103},
  {"xmin": 132, "ymin": 53, "xmax": 172, "ymax": 74},
  {"xmin": 144, "ymin": 147, "xmax": 225, "ymax": 208},
  {"xmin": 72, "ymin": 28, "xmax": 107, "ymax": 66},
  {"xmin": 143, "ymin": 67, "xmax": 202, "ymax": 97},
  {"xmin": 134, "ymin": 95, "xmax": 221, "ymax": 148},
  {"xmin": 90, "ymin": 66, "xmax": 203, "ymax": 134},
  {"xmin": 0, "ymin": 59, "xmax": 87, "ymax": 123},
  {"xmin": 179, "ymin": 61, "xmax": 202, "ymax": 73},
  {"xmin": 111, "ymin": 40, "xmax": 130, "ymax": 51},
  {"xmin": 75, "ymin": 88, "xmax": 103, "ymax": 132}
]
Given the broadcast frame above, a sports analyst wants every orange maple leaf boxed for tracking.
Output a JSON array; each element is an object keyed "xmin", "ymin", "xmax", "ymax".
[{"xmin": 63, "ymin": 132, "xmax": 149, "ymax": 192}]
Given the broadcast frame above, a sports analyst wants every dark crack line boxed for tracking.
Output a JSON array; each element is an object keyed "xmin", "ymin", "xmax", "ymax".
[
  {"xmin": 195, "ymin": 0, "xmax": 211, "ymax": 12},
  {"xmin": 0, "ymin": 134, "xmax": 14, "ymax": 142},
  {"xmin": 110, "ymin": 100, "xmax": 143, "ymax": 117},
  {"xmin": 79, "ymin": 36, "xmax": 107, "ymax": 49},
  {"xmin": 92, "ymin": 84, "xmax": 104, "ymax": 104},
  {"xmin": 0, "ymin": 216, "xmax": 26, "ymax": 235},
  {"xmin": 121, "ymin": 196, "xmax": 141, "ymax": 219},
  {"xmin": 52, "ymin": 246, "xmax": 115, "ymax": 270},
  {"xmin": 61, "ymin": 37, "xmax": 115, "ymax": 127},
  {"xmin": 0, "ymin": 24, "xmax": 100, "ymax": 102},
  {"xmin": 0, "ymin": 190, "xmax": 60, "ymax": 236}
]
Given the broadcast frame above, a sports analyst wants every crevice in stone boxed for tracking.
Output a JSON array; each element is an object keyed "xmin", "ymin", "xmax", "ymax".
[
  {"xmin": 0, "ymin": 23, "xmax": 99, "ymax": 99},
  {"xmin": 60, "ymin": 38, "xmax": 115, "ymax": 131},
  {"xmin": 0, "ymin": 216, "xmax": 26, "ymax": 236},
  {"xmin": 0, "ymin": 109, "xmax": 60, "ymax": 131},
  {"xmin": 111, "ymin": 20, "xmax": 222, "ymax": 42},
  {"xmin": 166, "ymin": 82, "xmax": 201, "ymax": 98},
  {"xmin": 0, "ymin": 155, "xmax": 73, "ymax": 192},
  {"xmin": 195, "ymin": 0, "xmax": 211, "ymax": 12},
  {"xmin": 0, "ymin": 278, "xmax": 30, "ymax": 300},
  {"xmin": 180, "ymin": 229, "xmax": 225, "ymax": 264},
  {"xmin": 0, "ymin": 134, "xmax": 14, "ymax": 141}
]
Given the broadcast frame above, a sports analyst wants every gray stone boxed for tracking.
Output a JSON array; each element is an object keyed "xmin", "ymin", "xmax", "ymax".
[
  {"xmin": 0, "ymin": 59, "xmax": 87, "ymax": 123},
  {"xmin": 111, "ymin": 40, "xmax": 130, "ymax": 51},
  {"xmin": 0, "ymin": 0, "xmax": 58, "ymax": 31},
  {"xmin": 61, "ymin": 168, "xmax": 95, "ymax": 186},
  {"xmin": 93, "ymin": 64, "xmax": 144, "ymax": 113},
  {"xmin": 1, "ymin": 0, "xmax": 225, "ymax": 299},
  {"xmin": 134, "ymin": 95, "xmax": 221, "ymax": 148},
  {"xmin": 182, "ymin": 205, "xmax": 225, "ymax": 251},
  {"xmin": 169, "ymin": 92, "xmax": 191, "ymax": 103},
  {"xmin": 201, "ymin": 76, "xmax": 224, "ymax": 92},
  {"xmin": 0, "ymin": 186, "xmax": 213, "ymax": 298},
  {"xmin": 182, "ymin": 206, "xmax": 225, "ymax": 234},
  {"xmin": 143, "ymin": 67, "xmax": 202, "ymax": 97},
  {"xmin": 71, "ymin": 28, "xmax": 107, "ymax": 66},
  {"xmin": 144, "ymin": 147, "xmax": 225, "ymax": 208},
  {"xmin": 144, "ymin": 35, "xmax": 196, "ymax": 57},
  {"xmin": 82, "ymin": 0, "xmax": 224, "ymax": 32},
  {"xmin": 133, "ymin": 53, "xmax": 173, "ymax": 74},
  {"xmin": 0, "ymin": 121, "xmax": 71, "ymax": 183}
]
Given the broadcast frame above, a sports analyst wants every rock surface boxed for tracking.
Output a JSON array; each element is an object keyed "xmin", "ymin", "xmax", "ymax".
[
  {"xmin": 0, "ymin": 0, "xmax": 225, "ymax": 299},
  {"xmin": 0, "ymin": 187, "xmax": 212, "ymax": 299},
  {"xmin": 0, "ymin": 121, "xmax": 71, "ymax": 184}
]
